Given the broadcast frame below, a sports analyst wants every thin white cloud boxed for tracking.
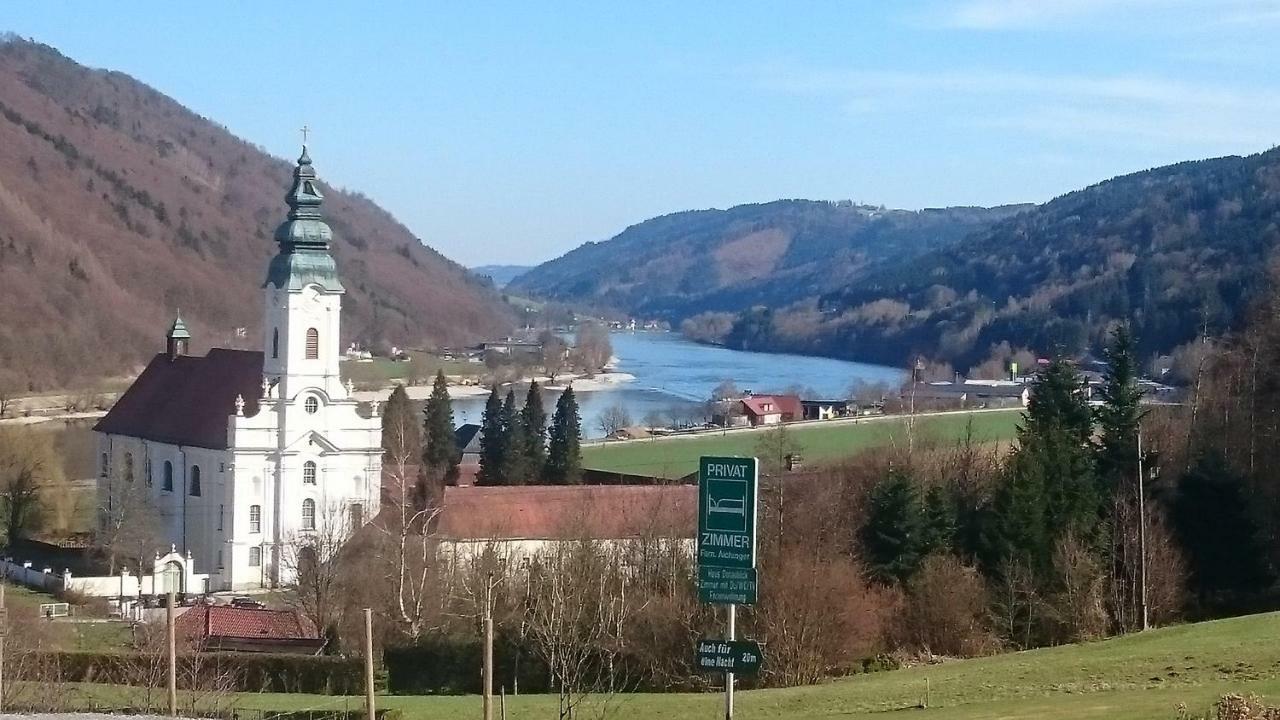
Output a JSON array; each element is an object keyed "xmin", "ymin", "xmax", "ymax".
[{"xmin": 933, "ymin": 0, "xmax": 1280, "ymax": 30}]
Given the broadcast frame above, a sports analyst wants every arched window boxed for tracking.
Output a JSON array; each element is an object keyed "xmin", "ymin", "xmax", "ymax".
[
  {"xmin": 144, "ymin": 458, "xmax": 153, "ymax": 487},
  {"xmin": 100, "ymin": 453, "xmax": 109, "ymax": 478},
  {"xmin": 303, "ymin": 461, "xmax": 317, "ymax": 484},
  {"xmin": 302, "ymin": 498, "xmax": 316, "ymax": 530},
  {"xmin": 272, "ymin": 328, "xmax": 279, "ymax": 359},
  {"xmin": 249, "ymin": 505, "xmax": 261, "ymax": 533},
  {"xmin": 124, "ymin": 452, "xmax": 134, "ymax": 482},
  {"xmin": 189, "ymin": 465, "xmax": 202, "ymax": 497},
  {"xmin": 305, "ymin": 328, "xmax": 319, "ymax": 360},
  {"xmin": 163, "ymin": 461, "xmax": 173, "ymax": 492}
]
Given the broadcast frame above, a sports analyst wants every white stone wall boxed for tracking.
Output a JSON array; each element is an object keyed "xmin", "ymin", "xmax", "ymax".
[{"xmin": 262, "ymin": 285, "xmax": 344, "ymax": 400}]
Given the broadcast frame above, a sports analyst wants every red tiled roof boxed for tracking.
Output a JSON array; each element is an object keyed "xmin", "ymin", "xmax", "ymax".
[
  {"xmin": 436, "ymin": 484, "xmax": 696, "ymax": 541},
  {"xmin": 741, "ymin": 394, "xmax": 802, "ymax": 419},
  {"xmin": 176, "ymin": 606, "xmax": 318, "ymax": 641},
  {"xmin": 95, "ymin": 349, "xmax": 264, "ymax": 449}
]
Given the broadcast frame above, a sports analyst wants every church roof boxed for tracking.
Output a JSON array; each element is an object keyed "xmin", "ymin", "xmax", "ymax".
[
  {"xmin": 435, "ymin": 484, "xmax": 696, "ymax": 541},
  {"xmin": 95, "ymin": 348, "xmax": 264, "ymax": 450}
]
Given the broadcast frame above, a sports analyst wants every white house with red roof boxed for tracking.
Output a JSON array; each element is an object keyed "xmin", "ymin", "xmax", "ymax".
[{"xmin": 95, "ymin": 147, "xmax": 382, "ymax": 592}]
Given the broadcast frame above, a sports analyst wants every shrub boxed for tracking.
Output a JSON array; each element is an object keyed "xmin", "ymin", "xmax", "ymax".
[
  {"xmin": 896, "ymin": 554, "xmax": 998, "ymax": 658},
  {"xmin": 21, "ymin": 650, "xmax": 364, "ymax": 694}
]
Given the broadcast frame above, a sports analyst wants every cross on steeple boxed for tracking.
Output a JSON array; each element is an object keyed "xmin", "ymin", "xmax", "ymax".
[{"xmin": 300, "ymin": 124, "xmax": 310, "ymax": 145}]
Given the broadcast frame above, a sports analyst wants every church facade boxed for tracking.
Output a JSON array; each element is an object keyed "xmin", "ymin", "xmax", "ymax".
[{"xmin": 95, "ymin": 147, "xmax": 382, "ymax": 592}]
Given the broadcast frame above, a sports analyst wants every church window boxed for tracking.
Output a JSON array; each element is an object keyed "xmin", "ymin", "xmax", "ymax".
[
  {"xmin": 145, "ymin": 458, "xmax": 153, "ymax": 487},
  {"xmin": 305, "ymin": 328, "xmax": 319, "ymax": 359},
  {"xmin": 305, "ymin": 396, "xmax": 319, "ymax": 414},
  {"xmin": 100, "ymin": 453, "xmax": 109, "ymax": 478},
  {"xmin": 272, "ymin": 328, "xmax": 279, "ymax": 359},
  {"xmin": 217, "ymin": 549, "xmax": 224, "ymax": 569},
  {"xmin": 218, "ymin": 504, "xmax": 224, "ymax": 531},
  {"xmin": 249, "ymin": 547, "xmax": 261, "ymax": 567},
  {"xmin": 303, "ymin": 461, "xmax": 317, "ymax": 484},
  {"xmin": 302, "ymin": 498, "xmax": 316, "ymax": 530},
  {"xmin": 349, "ymin": 503, "xmax": 364, "ymax": 529},
  {"xmin": 124, "ymin": 453, "xmax": 134, "ymax": 482},
  {"xmin": 190, "ymin": 465, "xmax": 202, "ymax": 497},
  {"xmin": 249, "ymin": 505, "xmax": 261, "ymax": 533},
  {"xmin": 163, "ymin": 461, "xmax": 173, "ymax": 492}
]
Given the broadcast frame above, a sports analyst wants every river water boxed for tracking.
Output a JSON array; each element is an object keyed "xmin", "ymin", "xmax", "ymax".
[{"xmin": 451, "ymin": 332, "xmax": 903, "ymax": 438}]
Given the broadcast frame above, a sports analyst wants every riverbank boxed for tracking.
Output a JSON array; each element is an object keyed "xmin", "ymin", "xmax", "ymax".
[{"xmin": 349, "ymin": 370, "xmax": 637, "ymax": 402}]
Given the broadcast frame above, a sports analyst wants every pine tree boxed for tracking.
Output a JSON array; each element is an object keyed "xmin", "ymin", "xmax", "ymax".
[
  {"xmin": 520, "ymin": 380, "xmax": 547, "ymax": 476},
  {"xmin": 477, "ymin": 386, "xmax": 506, "ymax": 486},
  {"xmin": 1095, "ymin": 325, "xmax": 1144, "ymax": 491},
  {"xmin": 981, "ymin": 455, "xmax": 1050, "ymax": 576},
  {"xmin": 1173, "ymin": 450, "xmax": 1272, "ymax": 602},
  {"xmin": 501, "ymin": 388, "xmax": 527, "ymax": 484},
  {"xmin": 921, "ymin": 484, "xmax": 956, "ymax": 555},
  {"xmin": 861, "ymin": 469, "xmax": 925, "ymax": 584},
  {"xmin": 544, "ymin": 386, "xmax": 582, "ymax": 485},
  {"xmin": 422, "ymin": 370, "xmax": 460, "ymax": 486},
  {"xmin": 381, "ymin": 384, "xmax": 420, "ymax": 464}
]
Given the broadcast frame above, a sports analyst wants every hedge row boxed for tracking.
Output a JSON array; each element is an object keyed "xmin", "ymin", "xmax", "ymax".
[
  {"xmin": 385, "ymin": 634, "xmax": 551, "ymax": 695},
  {"xmin": 24, "ymin": 650, "xmax": 365, "ymax": 694}
]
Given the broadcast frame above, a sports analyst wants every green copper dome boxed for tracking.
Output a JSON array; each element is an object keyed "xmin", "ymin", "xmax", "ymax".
[
  {"xmin": 264, "ymin": 146, "xmax": 345, "ymax": 292},
  {"xmin": 167, "ymin": 315, "xmax": 191, "ymax": 340}
]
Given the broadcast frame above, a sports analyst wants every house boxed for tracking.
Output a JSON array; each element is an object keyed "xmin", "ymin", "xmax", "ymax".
[
  {"xmin": 741, "ymin": 394, "xmax": 803, "ymax": 426},
  {"xmin": 801, "ymin": 399, "xmax": 851, "ymax": 421},
  {"xmin": 435, "ymin": 484, "xmax": 696, "ymax": 567},
  {"xmin": 909, "ymin": 380, "xmax": 1030, "ymax": 408},
  {"xmin": 454, "ymin": 423, "xmax": 483, "ymax": 486},
  {"xmin": 175, "ymin": 605, "xmax": 324, "ymax": 654},
  {"xmin": 95, "ymin": 146, "xmax": 382, "ymax": 591}
]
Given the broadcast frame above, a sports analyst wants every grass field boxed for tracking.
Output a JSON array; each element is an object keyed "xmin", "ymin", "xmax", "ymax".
[
  {"xmin": 582, "ymin": 409, "xmax": 1023, "ymax": 478},
  {"xmin": 38, "ymin": 611, "xmax": 1280, "ymax": 719}
]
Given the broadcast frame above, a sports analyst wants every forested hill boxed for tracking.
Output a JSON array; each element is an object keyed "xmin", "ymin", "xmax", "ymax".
[
  {"xmin": 0, "ymin": 37, "xmax": 512, "ymax": 390},
  {"xmin": 731, "ymin": 148, "xmax": 1280, "ymax": 370},
  {"xmin": 508, "ymin": 200, "xmax": 1030, "ymax": 319}
]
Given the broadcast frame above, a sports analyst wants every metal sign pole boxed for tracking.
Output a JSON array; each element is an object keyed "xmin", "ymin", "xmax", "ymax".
[{"xmin": 725, "ymin": 603, "xmax": 735, "ymax": 720}]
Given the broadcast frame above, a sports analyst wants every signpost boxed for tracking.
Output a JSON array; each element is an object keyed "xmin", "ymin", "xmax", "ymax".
[{"xmin": 696, "ymin": 456, "xmax": 761, "ymax": 720}]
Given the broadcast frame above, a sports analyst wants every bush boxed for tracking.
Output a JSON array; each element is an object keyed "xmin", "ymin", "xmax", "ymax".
[
  {"xmin": 22, "ymin": 650, "xmax": 364, "ymax": 694},
  {"xmin": 896, "ymin": 554, "xmax": 998, "ymax": 658},
  {"xmin": 385, "ymin": 633, "xmax": 550, "ymax": 695}
]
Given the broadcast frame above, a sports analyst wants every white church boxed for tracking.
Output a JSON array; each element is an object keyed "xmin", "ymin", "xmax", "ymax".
[{"xmin": 95, "ymin": 146, "xmax": 382, "ymax": 592}]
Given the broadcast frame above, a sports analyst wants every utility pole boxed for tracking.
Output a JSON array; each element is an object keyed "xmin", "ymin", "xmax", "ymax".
[
  {"xmin": 483, "ymin": 572, "xmax": 494, "ymax": 720},
  {"xmin": 364, "ymin": 608, "xmax": 376, "ymax": 720},
  {"xmin": 1136, "ymin": 431, "xmax": 1150, "ymax": 631},
  {"xmin": 1, "ymin": 581, "xmax": 8, "ymax": 714},
  {"xmin": 725, "ymin": 603, "xmax": 735, "ymax": 720},
  {"xmin": 167, "ymin": 588, "xmax": 177, "ymax": 716}
]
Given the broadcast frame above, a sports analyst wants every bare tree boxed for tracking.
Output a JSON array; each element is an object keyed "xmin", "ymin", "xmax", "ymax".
[
  {"xmin": 597, "ymin": 403, "xmax": 632, "ymax": 438},
  {"xmin": 539, "ymin": 330, "xmax": 570, "ymax": 382},
  {"xmin": 97, "ymin": 475, "xmax": 165, "ymax": 575},
  {"xmin": 281, "ymin": 502, "xmax": 353, "ymax": 636},
  {"xmin": 377, "ymin": 418, "xmax": 445, "ymax": 640},
  {"xmin": 0, "ymin": 427, "xmax": 66, "ymax": 546},
  {"xmin": 573, "ymin": 322, "xmax": 613, "ymax": 375}
]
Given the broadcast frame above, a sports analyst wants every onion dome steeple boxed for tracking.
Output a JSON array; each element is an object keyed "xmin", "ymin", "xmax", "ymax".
[{"xmin": 264, "ymin": 142, "xmax": 345, "ymax": 292}]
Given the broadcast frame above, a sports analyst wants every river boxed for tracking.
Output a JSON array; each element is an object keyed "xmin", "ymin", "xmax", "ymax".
[{"xmin": 451, "ymin": 332, "xmax": 904, "ymax": 438}]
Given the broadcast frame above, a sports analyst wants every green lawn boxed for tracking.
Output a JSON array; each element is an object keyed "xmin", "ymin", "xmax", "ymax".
[
  {"xmin": 38, "ymin": 611, "xmax": 1280, "ymax": 719},
  {"xmin": 340, "ymin": 353, "xmax": 481, "ymax": 389},
  {"xmin": 582, "ymin": 409, "xmax": 1023, "ymax": 478}
]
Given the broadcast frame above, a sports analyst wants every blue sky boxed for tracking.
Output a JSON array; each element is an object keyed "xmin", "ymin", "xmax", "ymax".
[{"xmin": 8, "ymin": 1, "xmax": 1280, "ymax": 265}]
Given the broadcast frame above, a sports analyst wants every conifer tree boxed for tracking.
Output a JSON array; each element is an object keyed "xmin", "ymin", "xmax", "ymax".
[
  {"xmin": 381, "ymin": 384, "xmax": 420, "ymax": 464},
  {"xmin": 544, "ymin": 386, "xmax": 582, "ymax": 485},
  {"xmin": 921, "ymin": 484, "xmax": 956, "ymax": 555},
  {"xmin": 861, "ymin": 469, "xmax": 925, "ymax": 584},
  {"xmin": 501, "ymin": 388, "xmax": 527, "ymax": 484},
  {"xmin": 520, "ymin": 380, "xmax": 547, "ymax": 476},
  {"xmin": 422, "ymin": 370, "xmax": 460, "ymax": 486},
  {"xmin": 1173, "ymin": 450, "xmax": 1272, "ymax": 601},
  {"xmin": 1095, "ymin": 325, "xmax": 1144, "ymax": 491},
  {"xmin": 477, "ymin": 386, "xmax": 506, "ymax": 486}
]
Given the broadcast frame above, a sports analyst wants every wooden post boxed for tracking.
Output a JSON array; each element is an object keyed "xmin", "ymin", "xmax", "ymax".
[
  {"xmin": 364, "ymin": 608, "xmax": 376, "ymax": 720},
  {"xmin": 500, "ymin": 686, "xmax": 507, "ymax": 720},
  {"xmin": 166, "ymin": 588, "xmax": 176, "ymax": 717},
  {"xmin": 725, "ymin": 604, "xmax": 735, "ymax": 720},
  {"xmin": 1, "ymin": 581, "xmax": 7, "ymax": 714},
  {"xmin": 483, "ymin": 573, "xmax": 493, "ymax": 720},
  {"xmin": 1137, "ymin": 431, "xmax": 1150, "ymax": 631}
]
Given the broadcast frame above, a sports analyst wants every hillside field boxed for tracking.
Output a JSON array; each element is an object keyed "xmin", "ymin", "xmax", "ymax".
[
  {"xmin": 40, "ymin": 611, "xmax": 1280, "ymax": 719},
  {"xmin": 581, "ymin": 409, "xmax": 1023, "ymax": 478}
]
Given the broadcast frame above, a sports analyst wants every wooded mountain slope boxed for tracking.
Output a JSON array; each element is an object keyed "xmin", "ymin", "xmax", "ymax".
[
  {"xmin": 741, "ymin": 148, "xmax": 1280, "ymax": 369},
  {"xmin": 0, "ymin": 37, "xmax": 511, "ymax": 390},
  {"xmin": 509, "ymin": 200, "xmax": 1029, "ymax": 319}
]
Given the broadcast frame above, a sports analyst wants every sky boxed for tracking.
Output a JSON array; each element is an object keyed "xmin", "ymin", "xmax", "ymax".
[{"xmin": 7, "ymin": 1, "xmax": 1280, "ymax": 266}]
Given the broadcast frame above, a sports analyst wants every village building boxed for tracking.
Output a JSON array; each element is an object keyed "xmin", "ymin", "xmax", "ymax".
[
  {"xmin": 176, "ymin": 605, "xmax": 324, "ymax": 654},
  {"xmin": 94, "ymin": 146, "xmax": 382, "ymax": 592},
  {"xmin": 740, "ymin": 394, "xmax": 803, "ymax": 426}
]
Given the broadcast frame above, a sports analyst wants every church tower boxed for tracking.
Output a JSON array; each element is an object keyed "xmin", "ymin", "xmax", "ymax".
[{"xmin": 262, "ymin": 146, "xmax": 346, "ymax": 401}]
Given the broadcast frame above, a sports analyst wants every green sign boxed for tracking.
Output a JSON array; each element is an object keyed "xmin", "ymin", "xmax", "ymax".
[
  {"xmin": 698, "ymin": 565, "xmax": 757, "ymax": 604},
  {"xmin": 696, "ymin": 639, "xmax": 763, "ymax": 674},
  {"xmin": 697, "ymin": 456, "xmax": 758, "ymax": 572}
]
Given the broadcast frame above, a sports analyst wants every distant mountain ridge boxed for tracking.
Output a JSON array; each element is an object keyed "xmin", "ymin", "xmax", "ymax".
[
  {"xmin": 510, "ymin": 199, "xmax": 1030, "ymax": 318},
  {"xmin": 472, "ymin": 264, "xmax": 533, "ymax": 288},
  {"xmin": 0, "ymin": 38, "xmax": 512, "ymax": 389}
]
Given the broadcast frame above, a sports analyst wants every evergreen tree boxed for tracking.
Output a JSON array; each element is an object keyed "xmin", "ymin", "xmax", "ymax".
[
  {"xmin": 1021, "ymin": 359, "xmax": 1099, "ymax": 546},
  {"xmin": 1095, "ymin": 325, "xmax": 1144, "ymax": 491},
  {"xmin": 1173, "ymin": 450, "xmax": 1272, "ymax": 602},
  {"xmin": 477, "ymin": 386, "xmax": 506, "ymax": 486},
  {"xmin": 520, "ymin": 380, "xmax": 547, "ymax": 475},
  {"xmin": 422, "ymin": 370, "xmax": 460, "ymax": 486},
  {"xmin": 861, "ymin": 469, "xmax": 925, "ymax": 584},
  {"xmin": 544, "ymin": 386, "xmax": 582, "ymax": 485},
  {"xmin": 501, "ymin": 388, "xmax": 527, "ymax": 484},
  {"xmin": 981, "ymin": 455, "xmax": 1050, "ymax": 576},
  {"xmin": 381, "ymin": 384, "xmax": 420, "ymax": 464}
]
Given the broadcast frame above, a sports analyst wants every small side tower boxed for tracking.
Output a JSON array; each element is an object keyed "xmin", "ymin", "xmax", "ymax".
[{"xmin": 166, "ymin": 315, "xmax": 191, "ymax": 360}]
